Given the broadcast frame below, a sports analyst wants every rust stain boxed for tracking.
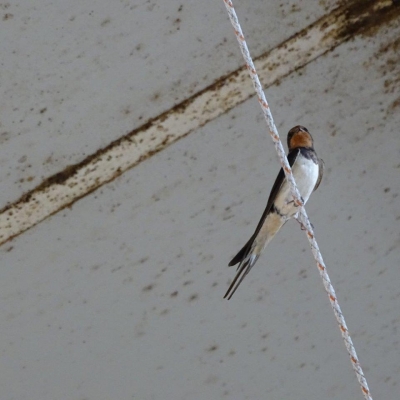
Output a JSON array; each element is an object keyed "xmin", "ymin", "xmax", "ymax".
[
  {"xmin": 0, "ymin": 68, "xmax": 244, "ymax": 218},
  {"xmin": 333, "ymin": 0, "xmax": 400, "ymax": 40},
  {"xmin": 0, "ymin": 0, "xmax": 399, "ymax": 245},
  {"xmin": 361, "ymin": 12, "xmax": 400, "ymax": 113},
  {"xmin": 390, "ymin": 97, "xmax": 400, "ymax": 110},
  {"xmin": 377, "ymin": 36, "xmax": 400, "ymax": 94}
]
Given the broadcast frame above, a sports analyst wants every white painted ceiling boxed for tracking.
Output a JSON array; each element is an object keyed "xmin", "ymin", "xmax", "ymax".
[{"xmin": 1, "ymin": 1, "xmax": 399, "ymax": 399}]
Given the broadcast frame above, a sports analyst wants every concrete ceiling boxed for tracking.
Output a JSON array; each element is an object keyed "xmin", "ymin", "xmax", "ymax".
[{"xmin": 1, "ymin": 1, "xmax": 399, "ymax": 399}]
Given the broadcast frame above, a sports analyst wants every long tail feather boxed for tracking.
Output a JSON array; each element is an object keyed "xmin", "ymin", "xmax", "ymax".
[
  {"xmin": 224, "ymin": 254, "xmax": 259, "ymax": 299},
  {"xmin": 228, "ymin": 236, "xmax": 254, "ymax": 267}
]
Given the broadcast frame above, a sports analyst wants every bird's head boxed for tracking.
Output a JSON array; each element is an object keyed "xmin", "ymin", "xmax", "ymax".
[{"xmin": 287, "ymin": 125, "xmax": 314, "ymax": 150}]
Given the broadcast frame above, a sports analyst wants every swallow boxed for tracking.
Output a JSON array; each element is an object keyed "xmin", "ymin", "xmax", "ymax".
[{"xmin": 224, "ymin": 125, "xmax": 324, "ymax": 299}]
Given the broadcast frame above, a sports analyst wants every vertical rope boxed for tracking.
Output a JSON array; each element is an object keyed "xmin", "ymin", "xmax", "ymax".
[{"xmin": 222, "ymin": 1, "xmax": 372, "ymax": 399}]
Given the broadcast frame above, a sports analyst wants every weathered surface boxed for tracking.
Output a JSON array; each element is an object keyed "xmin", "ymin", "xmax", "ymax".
[
  {"xmin": 0, "ymin": 1, "xmax": 399, "ymax": 400},
  {"xmin": 1, "ymin": 0, "xmax": 398, "ymax": 246}
]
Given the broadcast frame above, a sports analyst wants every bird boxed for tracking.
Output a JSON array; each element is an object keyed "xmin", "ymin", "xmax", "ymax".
[{"xmin": 224, "ymin": 125, "xmax": 324, "ymax": 300}]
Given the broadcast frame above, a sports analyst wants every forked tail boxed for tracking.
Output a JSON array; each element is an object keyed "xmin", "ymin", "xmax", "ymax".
[{"xmin": 224, "ymin": 237, "xmax": 259, "ymax": 299}]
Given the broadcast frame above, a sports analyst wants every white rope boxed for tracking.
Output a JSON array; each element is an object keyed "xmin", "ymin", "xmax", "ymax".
[{"xmin": 222, "ymin": 1, "xmax": 372, "ymax": 399}]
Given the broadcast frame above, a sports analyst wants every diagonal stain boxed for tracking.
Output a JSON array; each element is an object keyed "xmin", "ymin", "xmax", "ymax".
[{"xmin": 0, "ymin": 0, "xmax": 399, "ymax": 246}]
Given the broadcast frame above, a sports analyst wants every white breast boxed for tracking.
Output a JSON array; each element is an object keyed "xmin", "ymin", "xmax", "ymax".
[{"xmin": 274, "ymin": 156, "xmax": 319, "ymax": 218}]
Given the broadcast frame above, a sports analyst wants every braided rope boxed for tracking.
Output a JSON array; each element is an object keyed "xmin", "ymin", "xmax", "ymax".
[{"xmin": 222, "ymin": 1, "xmax": 372, "ymax": 399}]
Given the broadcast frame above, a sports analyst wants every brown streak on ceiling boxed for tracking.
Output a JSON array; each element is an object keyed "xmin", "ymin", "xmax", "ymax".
[{"xmin": 1, "ymin": 0, "xmax": 399, "ymax": 244}]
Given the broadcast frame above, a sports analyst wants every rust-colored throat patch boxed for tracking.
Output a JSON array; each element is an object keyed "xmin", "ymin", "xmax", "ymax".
[{"xmin": 289, "ymin": 132, "xmax": 313, "ymax": 149}]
